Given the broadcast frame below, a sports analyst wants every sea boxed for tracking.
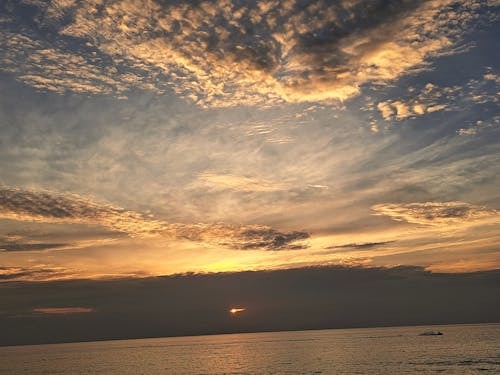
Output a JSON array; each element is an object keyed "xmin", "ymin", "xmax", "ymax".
[{"xmin": 0, "ymin": 323, "xmax": 499, "ymax": 374}]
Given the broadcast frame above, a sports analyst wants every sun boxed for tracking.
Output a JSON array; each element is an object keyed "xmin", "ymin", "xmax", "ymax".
[{"xmin": 229, "ymin": 308, "xmax": 246, "ymax": 315}]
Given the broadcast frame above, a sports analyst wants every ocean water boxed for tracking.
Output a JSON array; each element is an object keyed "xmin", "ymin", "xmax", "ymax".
[{"xmin": 0, "ymin": 323, "xmax": 499, "ymax": 374}]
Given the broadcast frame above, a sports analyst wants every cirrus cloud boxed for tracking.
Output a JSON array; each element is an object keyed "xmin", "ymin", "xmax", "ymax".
[
  {"xmin": 197, "ymin": 172, "xmax": 289, "ymax": 192},
  {"xmin": 371, "ymin": 201, "xmax": 499, "ymax": 226},
  {"xmin": 0, "ymin": 186, "xmax": 166, "ymax": 238},
  {"xmin": 0, "ymin": 186, "xmax": 309, "ymax": 250}
]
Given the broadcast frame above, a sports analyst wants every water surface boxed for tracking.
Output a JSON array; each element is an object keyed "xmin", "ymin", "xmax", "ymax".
[{"xmin": 0, "ymin": 323, "xmax": 499, "ymax": 374}]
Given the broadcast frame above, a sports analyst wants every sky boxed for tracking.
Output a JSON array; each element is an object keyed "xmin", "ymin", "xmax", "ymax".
[
  {"xmin": 0, "ymin": 0, "xmax": 499, "ymax": 282},
  {"xmin": 1, "ymin": 0, "xmax": 500, "ymax": 346}
]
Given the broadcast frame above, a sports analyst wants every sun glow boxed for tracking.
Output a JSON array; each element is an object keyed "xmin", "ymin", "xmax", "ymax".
[{"xmin": 229, "ymin": 308, "xmax": 246, "ymax": 314}]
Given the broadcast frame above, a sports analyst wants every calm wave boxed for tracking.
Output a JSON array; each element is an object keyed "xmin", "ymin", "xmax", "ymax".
[{"xmin": 0, "ymin": 323, "xmax": 499, "ymax": 374}]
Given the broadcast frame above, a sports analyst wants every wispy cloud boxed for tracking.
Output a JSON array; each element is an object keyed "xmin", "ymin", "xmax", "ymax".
[
  {"xmin": 0, "ymin": 242, "xmax": 67, "ymax": 252},
  {"xmin": 0, "ymin": 186, "xmax": 309, "ymax": 251},
  {"xmin": 0, "ymin": 234, "xmax": 118, "ymax": 253},
  {"xmin": 223, "ymin": 227, "xmax": 309, "ymax": 250},
  {"xmin": 427, "ymin": 257, "xmax": 500, "ymax": 273},
  {"xmin": 1, "ymin": 0, "xmax": 496, "ymax": 106},
  {"xmin": 198, "ymin": 172, "xmax": 288, "ymax": 192},
  {"xmin": 0, "ymin": 265, "xmax": 70, "ymax": 281},
  {"xmin": 165, "ymin": 223, "xmax": 310, "ymax": 251},
  {"xmin": 325, "ymin": 241, "xmax": 395, "ymax": 253},
  {"xmin": 0, "ymin": 186, "xmax": 166, "ymax": 238},
  {"xmin": 33, "ymin": 307, "xmax": 94, "ymax": 315},
  {"xmin": 372, "ymin": 201, "xmax": 498, "ymax": 226}
]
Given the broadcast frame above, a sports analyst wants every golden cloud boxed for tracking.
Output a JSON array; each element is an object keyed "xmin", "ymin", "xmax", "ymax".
[
  {"xmin": 0, "ymin": 186, "xmax": 166, "ymax": 237},
  {"xmin": 0, "ymin": 265, "xmax": 70, "ymax": 281},
  {"xmin": 2, "ymin": 0, "xmax": 495, "ymax": 106},
  {"xmin": 376, "ymin": 83, "xmax": 452, "ymax": 120},
  {"xmin": 0, "ymin": 186, "xmax": 309, "ymax": 250},
  {"xmin": 198, "ymin": 172, "xmax": 289, "ymax": 192},
  {"xmin": 375, "ymin": 69, "xmax": 499, "ymax": 122},
  {"xmin": 372, "ymin": 201, "xmax": 498, "ymax": 226}
]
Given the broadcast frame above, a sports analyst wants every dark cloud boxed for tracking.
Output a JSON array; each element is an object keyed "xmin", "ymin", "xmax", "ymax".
[
  {"xmin": 295, "ymin": 0, "xmax": 422, "ymax": 60},
  {"xmin": 0, "ymin": 265, "xmax": 499, "ymax": 345},
  {"xmin": 0, "ymin": 266, "xmax": 68, "ymax": 281},
  {"xmin": 372, "ymin": 202, "xmax": 498, "ymax": 225},
  {"xmin": 0, "ymin": 242, "xmax": 67, "ymax": 252},
  {"xmin": 326, "ymin": 241, "xmax": 394, "ymax": 252},
  {"xmin": 172, "ymin": 223, "xmax": 310, "ymax": 251},
  {"xmin": 238, "ymin": 228, "xmax": 310, "ymax": 250}
]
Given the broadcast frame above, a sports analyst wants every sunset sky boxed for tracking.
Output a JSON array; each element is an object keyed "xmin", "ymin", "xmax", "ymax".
[{"xmin": 1, "ymin": 0, "xmax": 499, "ymax": 283}]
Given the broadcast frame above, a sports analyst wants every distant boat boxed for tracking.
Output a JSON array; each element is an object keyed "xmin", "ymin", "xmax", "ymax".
[{"xmin": 419, "ymin": 330, "xmax": 443, "ymax": 336}]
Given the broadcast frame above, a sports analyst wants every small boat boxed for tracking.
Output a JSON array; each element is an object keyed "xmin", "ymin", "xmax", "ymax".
[{"xmin": 419, "ymin": 331, "xmax": 443, "ymax": 336}]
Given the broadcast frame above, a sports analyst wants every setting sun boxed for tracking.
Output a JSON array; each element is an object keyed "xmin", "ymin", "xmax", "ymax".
[{"xmin": 229, "ymin": 308, "xmax": 246, "ymax": 315}]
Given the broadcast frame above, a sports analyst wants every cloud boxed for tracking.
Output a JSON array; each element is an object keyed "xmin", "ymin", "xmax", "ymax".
[
  {"xmin": 1, "ymin": 266, "xmax": 499, "ymax": 345},
  {"xmin": 377, "ymin": 102, "xmax": 395, "ymax": 120},
  {"xmin": 197, "ymin": 172, "xmax": 288, "ymax": 192},
  {"xmin": 427, "ymin": 257, "xmax": 500, "ymax": 273},
  {"xmin": 232, "ymin": 227, "xmax": 309, "ymax": 250},
  {"xmin": 1, "ymin": 0, "xmax": 496, "ymax": 106},
  {"xmin": 372, "ymin": 201, "xmax": 498, "ymax": 226},
  {"xmin": 168, "ymin": 223, "xmax": 310, "ymax": 251},
  {"xmin": 483, "ymin": 72, "xmax": 500, "ymax": 84},
  {"xmin": 375, "ymin": 70, "xmax": 499, "ymax": 121},
  {"xmin": 326, "ymin": 241, "xmax": 394, "ymax": 252},
  {"xmin": 0, "ymin": 266, "xmax": 69, "ymax": 281},
  {"xmin": 0, "ymin": 233, "xmax": 119, "ymax": 253},
  {"xmin": 0, "ymin": 186, "xmax": 166, "ymax": 238},
  {"xmin": 0, "ymin": 30, "xmax": 165, "ymax": 97},
  {"xmin": 376, "ymin": 82, "xmax": 452, "ymax": 120},
  {"xmin": 458, "ymin": 116, "xmax": 500, "ymax": 136},
  {"xmin": 0, "ymin": 186, "xmax": 309, "ymax": 251},
  {"xmin": 0, "ymin": 242, "xmax": 67, "ymax": 252},
  {"xmin": 457, "ymin": 127, "xmax": 478, "ymax": 136},
  {"xmin": 33, "ymin": 307, "xmax": 94, "ymax": 314}
]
